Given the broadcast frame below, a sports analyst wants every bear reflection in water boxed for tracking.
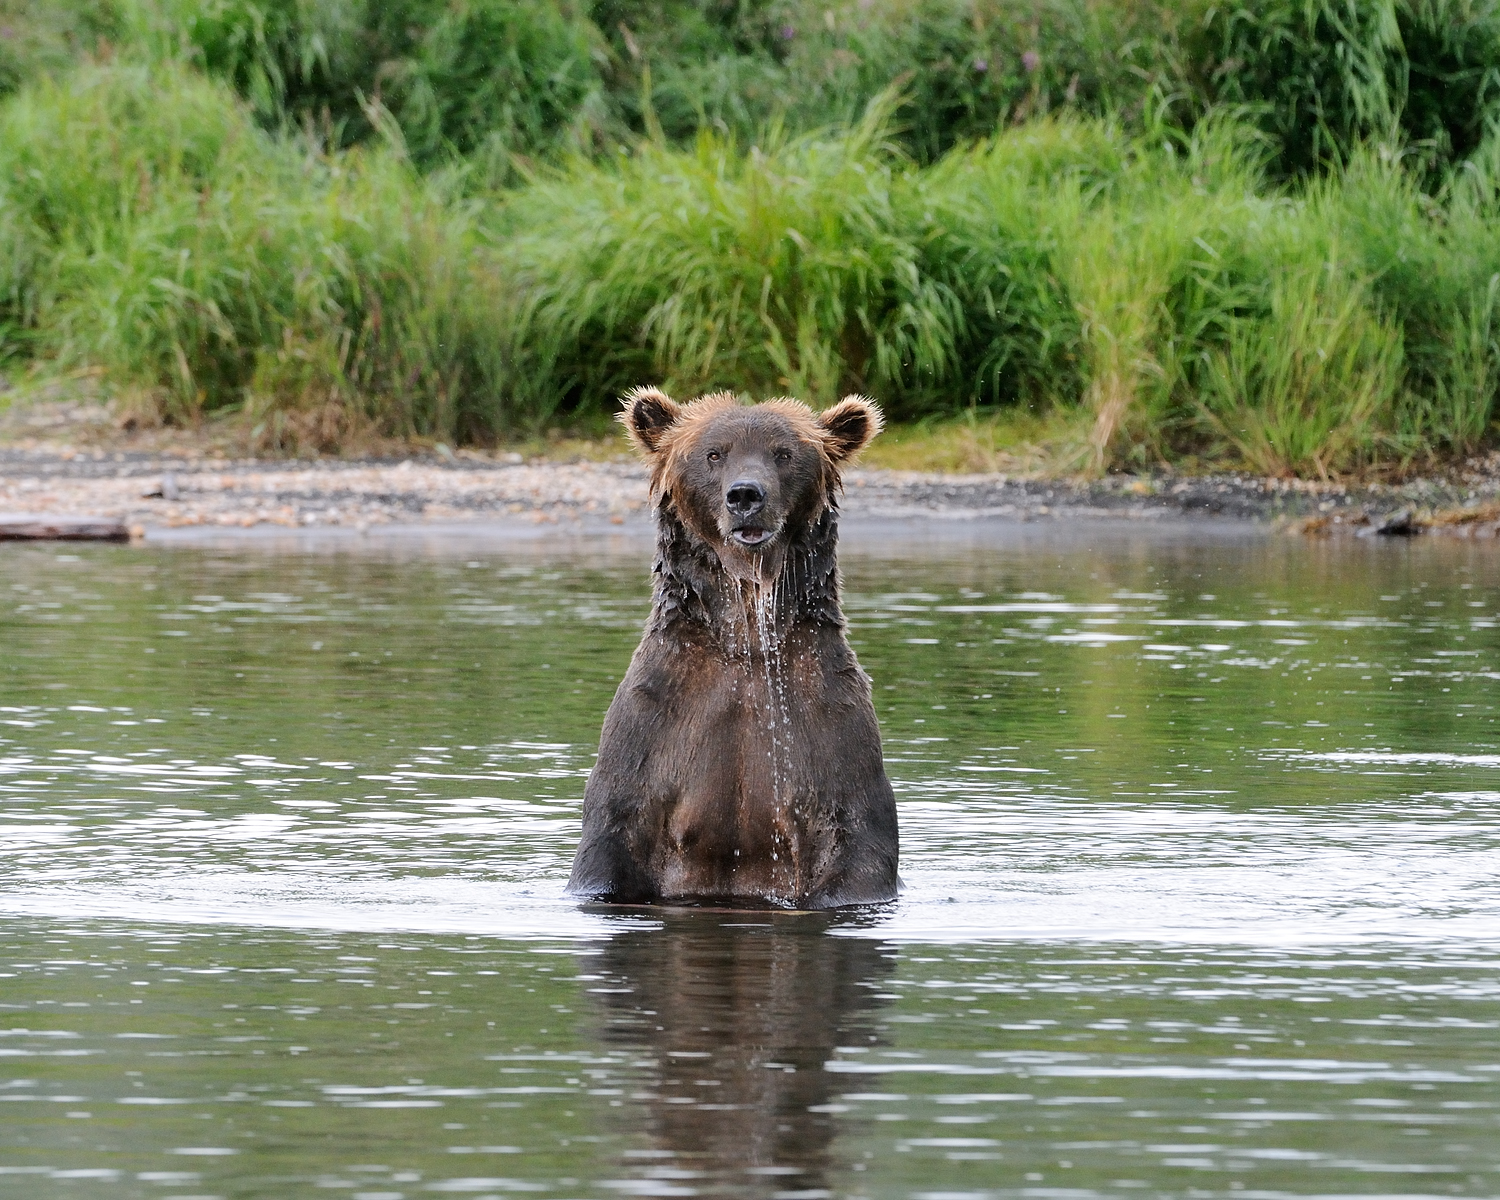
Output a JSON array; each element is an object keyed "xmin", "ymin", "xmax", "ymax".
[
  {"xmin": 569, "ymin": 388, "xmax": 900, "ymax": 909},
  {"xmin": 587, "ymin": 911, "xmax": 895, "ymax": 1194}
]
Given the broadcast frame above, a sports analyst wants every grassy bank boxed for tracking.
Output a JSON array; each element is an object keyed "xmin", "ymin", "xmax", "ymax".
[{"xmin": 3, "ymin": 1, "xmax": 1500, "ymax": 475}]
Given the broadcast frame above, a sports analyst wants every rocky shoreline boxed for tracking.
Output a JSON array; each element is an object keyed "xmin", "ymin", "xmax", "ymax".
[
  {"xmin": 6, "ymin": 441, "xmax": 1500, "ymax": 538},
  {"xmin": 7, "ymin": 398, "xmax": 1500, "ymax": 538}
]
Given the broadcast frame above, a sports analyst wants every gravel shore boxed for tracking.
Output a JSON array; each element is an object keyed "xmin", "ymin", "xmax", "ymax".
[
  {"xmin": 7, "ymin": 442, "xmax": 1500, "ymax": 537},
  {"xmin": 7, "ymin": 401, "xmax": 1500, "ymax": 537}
]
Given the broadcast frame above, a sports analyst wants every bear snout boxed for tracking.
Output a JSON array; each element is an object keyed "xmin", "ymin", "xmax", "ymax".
[
  {"xmin": 725, "ymin": 479, "xmax": 776, "ymax": 545},
  {"xmin": 725, "ymin": 479, "xmax": 767, "ymax": 518}
]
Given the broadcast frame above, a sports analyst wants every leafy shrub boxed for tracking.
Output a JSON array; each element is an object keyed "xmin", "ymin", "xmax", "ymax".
[
  {"xmin": 138, "ymin": 0, "xmax": 379, "ymax": 133},
  {"xmin": 599, "ymin": 0, "xmax": 1183, "ymax": 162},
  {"xmin": 387, "ymin": 0, "xmax": 607, "ymax": 174},
  {"xmin": 1397, "ymin": 0, "xmax": 1500, "ymax": 168},
  {"xmin": 0, "ymin": 0, "xmax": 122, "ymax": 99},
  {"xmin": 1184, "ymin": 0, "xmax": 1500, "ymax": 180},
  {"xmin": 775, "ymin": 0, "xmax": 1180, "ymax": 161},
  {"xmin": 137, "ymin": 0, "xmax": 607, "ymax": 176},
  {"xmin": 1182, "ymin": 0, "xmax": 1402, "ymax": 177}
]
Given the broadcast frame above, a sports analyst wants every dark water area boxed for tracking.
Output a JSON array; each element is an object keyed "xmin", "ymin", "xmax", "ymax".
[{"xmin": 2, "ymin": 519, "xmax": 1499, "ymax": 1198}]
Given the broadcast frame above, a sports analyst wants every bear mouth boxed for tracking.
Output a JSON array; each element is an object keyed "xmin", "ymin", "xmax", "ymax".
[{"xmin": 729, "ymin": 525, "xmax": 773, "ymax": 547}]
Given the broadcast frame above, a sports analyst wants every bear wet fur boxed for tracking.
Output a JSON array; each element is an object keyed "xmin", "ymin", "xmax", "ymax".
[{"xmin": 567, "ymin": 388, "xmax": 899, "ymax": 909}]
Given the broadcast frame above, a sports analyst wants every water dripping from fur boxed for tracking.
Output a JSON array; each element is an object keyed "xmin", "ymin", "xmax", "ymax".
[{"xmin": 741, "ymin": 561, "xmax": 799, "ymax": 905}]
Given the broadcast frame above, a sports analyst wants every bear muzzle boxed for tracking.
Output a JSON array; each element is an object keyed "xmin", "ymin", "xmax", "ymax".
[
  {"xmin": 724, "ymin": 478, "xmax": 779, "ymax": 548},
  {"xmin": 717, "ymin": 511, "xmax": 787, "ymax": 581},
  {"xmin": 729, "ymin": 524, "xmax": 774, "ymax": 546}
]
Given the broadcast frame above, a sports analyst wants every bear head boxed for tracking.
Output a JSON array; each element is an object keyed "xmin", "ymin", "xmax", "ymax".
[{"xmin": 621, "ymin": 388, "xmax": 883, "ymax": 582}]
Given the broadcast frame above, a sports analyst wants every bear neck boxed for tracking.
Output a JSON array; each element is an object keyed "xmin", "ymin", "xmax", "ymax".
[{"xmin": 648, "ymin": 497, "xmax": 843, "ymax": 642}]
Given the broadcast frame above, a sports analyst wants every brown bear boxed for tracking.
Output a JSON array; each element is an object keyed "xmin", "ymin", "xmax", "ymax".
[{"xmin": 567, "ymin": 388, "xmax": 900, "ymax": 909}]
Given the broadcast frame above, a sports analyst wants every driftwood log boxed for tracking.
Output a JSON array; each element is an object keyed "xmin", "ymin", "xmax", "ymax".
[{"xmin": 0, "ymin": 514, "xmax": 130, "ymax": 542}]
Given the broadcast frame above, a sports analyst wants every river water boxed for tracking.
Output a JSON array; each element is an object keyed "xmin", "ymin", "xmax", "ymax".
[{"xmin": 2, "ymin": 519, "xmax": 1498, "ymax": 1198}]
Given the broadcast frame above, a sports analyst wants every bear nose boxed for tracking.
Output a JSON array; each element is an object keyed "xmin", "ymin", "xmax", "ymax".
[{"xmin": 725, "ymin": 480, "xmax": 766, "ymax": 518}]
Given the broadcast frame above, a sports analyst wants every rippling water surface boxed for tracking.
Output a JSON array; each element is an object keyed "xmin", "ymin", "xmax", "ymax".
[{"xmin": 3, "ymin": 520, "xmax": 1499, "ymax": 1198}]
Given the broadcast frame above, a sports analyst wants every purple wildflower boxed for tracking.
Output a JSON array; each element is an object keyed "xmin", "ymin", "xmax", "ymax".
[
  {"xmin": 1022, "ymin": 49, "xmax": 1040, "ymax": 73},
  {"xmin": 973, "ymin": 57, "xmax": 988, "ymax": 72},
  {"xmin": 781, "ymin": 23, "xmax": 796, "ymax": 40}
]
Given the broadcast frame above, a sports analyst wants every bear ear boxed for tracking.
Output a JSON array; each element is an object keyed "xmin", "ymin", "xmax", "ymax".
[
  {"xmin": 816, "ymin": 395, "xmax": 884, "ymax": 463},
  {"xmin": 619, "ymin": 386, "xmax": 683, "ymax": 455}
]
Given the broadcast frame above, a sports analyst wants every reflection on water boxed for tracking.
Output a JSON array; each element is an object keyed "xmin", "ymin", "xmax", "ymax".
[
  {"xmin": 4, "ymin": 520, "xmax": 1500, "ymax": 1195},
  {"xmin": 4, "ymin": 922, "xmax": 1498, "ymax": 1197},
  {"xmin": 588, "ymin": 911, "xmax": 894, "ymax": 1197}
]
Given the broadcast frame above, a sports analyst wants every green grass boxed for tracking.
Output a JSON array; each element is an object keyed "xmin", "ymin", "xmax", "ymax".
[
  {"xmin": 11, "ymin": 1, "xmax": 1500, "ymax": 180},
  {"xmin": 497, "ymin": 95, "xmax": 962, "ymax": 416},
  {"xmin": 0, "ymin": 59, "xmax": 521, "ymax": 449},
  {"xmin": 4, "ymin": 1, "xmax": 1500, "ymax": 474}
]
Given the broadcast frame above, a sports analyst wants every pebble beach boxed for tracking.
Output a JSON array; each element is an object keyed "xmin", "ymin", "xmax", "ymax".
[{"xmin": 7, "ymin": 401, "xmax": 1500, "ymax": 538}]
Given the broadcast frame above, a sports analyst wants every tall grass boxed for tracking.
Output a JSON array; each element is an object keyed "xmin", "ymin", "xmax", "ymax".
[
  {"xmin": 0, "ymin": 60, "xmax": 516, "ymax": 448},
  {"xmin": 489, "ymin": 97, "xmax": 1500, "ymax": 475},
  {"xmin": 11, "ymin": 0, "xmax": 1500, "ymax": 182},
  {"xmin": 498, "ymin": 97, "xmax": 964, "ymax": 415},
  {"xmin": 1197, "ymin": 265, "xmax": 1406, "ymax": 478},
  {"xmin": 6, "ymin": 4, "xmax": 1500, "ymax": 473}
]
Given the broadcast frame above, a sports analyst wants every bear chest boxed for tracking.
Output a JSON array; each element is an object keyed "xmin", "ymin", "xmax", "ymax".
[{"xmin": 640, "ymin": 640, "xmax": 849, "ymax": 850}]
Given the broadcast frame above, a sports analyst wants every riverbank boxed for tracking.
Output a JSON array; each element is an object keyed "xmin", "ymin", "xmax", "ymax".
[
  {"xmin": 8, "ymin": 404, "xmax": 1500, "ymax": 538},
  {"xmin": 6, "ymin": 42, "xmax": 1500, "ymax": 479}
]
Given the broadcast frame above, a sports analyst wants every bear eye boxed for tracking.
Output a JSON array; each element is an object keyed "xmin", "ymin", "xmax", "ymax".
[
  {"xmin": 706, "ymin": 449, "xmax": 723, "ymax": 464},
  {"xmin": 774, "ymin": 448, "xmax": 793, "ymax": 463}
]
